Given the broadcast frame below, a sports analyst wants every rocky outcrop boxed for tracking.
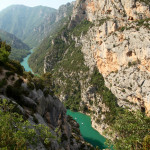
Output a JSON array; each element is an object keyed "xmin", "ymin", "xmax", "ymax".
[
  {"xmin": 56, "ymin": 2, "xmax": 75, "ymax": 22},
  {"xmin": 0, "ymin": 67, "xmax": 93, "ymax": 150}
]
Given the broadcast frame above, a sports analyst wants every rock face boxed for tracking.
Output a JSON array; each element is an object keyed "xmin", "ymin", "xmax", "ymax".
[
  {"xmin": 75, "ymin": 0, "xmax": 150, "ymax": 116},
  {"xmin": 68, "ymin": 0, "xmax": 150, "ymax": 134},
  {"xmin": 0, "ymin": 67, "xmax": 93, "ymax": 150},
  {"xmin": 56, "ymin": 2, "xmax": 75, "ymax": 22},
  {"xmin": 43, "ymin": 0, "xmax": 150, "ymax": 138}
]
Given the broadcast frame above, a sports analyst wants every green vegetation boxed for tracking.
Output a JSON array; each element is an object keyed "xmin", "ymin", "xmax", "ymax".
[
  {"xmin": 98, "ymin": 17, "xmax": 110, "ymax": 26},
  {"xmin": 0, "ymin": 39, "xmax": 54, "ymax": 105},
  {"xmin": 128, "ymin": 60, "xmax": 139, "ymax": 67},
  {"xmin": 72, "ymin": 20, "xmax": 93, "ymax": 37},
  {"xmin": 90, "ymin": 69, "xmax": 150, "ymax": 150},
  {"xmin": 118, "ymin": 18, "xmax": 150, "ymax": 32},
  {"xmin": 0, "ymin": 29, "xmax": 30, "ymax": 62},
  {"xmin": 28, "ymin": 18, "xmax": 72, "ymax": 74},
  {"xmin": 136, "ymin": 18, "xmax": 150, "ymax": 30},
  {"xmin": 0, "ymin": 40, "xmax": 11, "ymax": 63},
  {"xmin": 49, "ymin": 21, "xmax": 91, "ymax": 111},
  {"xmin": 29, "ymin": 20, "xmax": 91, "ymax": 75},
  {"xmin": 90, "ymin": 68, "xmax": 118, "ymax": 124},
  {"xmin": 138, "ymin": 0, "xmax": 150, "ymax": 5},
  {"xmin": 10, "ymin": 49, "xmax": 30, "ymax": 62},
  {"xmin": 5, "ymin": 71, "xmax": 15, "ymax": 78},
  {"xmin": 0, "ymin": 79, "xmax": 7, "ymax": 88},
  {"xmin": 0, "ymin": 39, "xmax": 25, "ymax": 75},
  {"xmin": 0, "ymin": 99, "xmax": 55, "ymax": 149},
  {"xmin": 30, "ymin": 20, "xmax": 91, "ymax": 110},
  {"xmin": 106, "ymin": 110, "xmax": 150, "ymax": 150}
]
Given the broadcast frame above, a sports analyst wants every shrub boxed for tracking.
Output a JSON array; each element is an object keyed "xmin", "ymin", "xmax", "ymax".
[
  {"xmin": 6, "ymin": 85, "xmax": 22, "ymax": 101},
  {"xmin": 23, "ymin": 71, "xmax": 34, "ymax": 80},
  {"xmin": 5, "ymin": 71, "xmax": 15, "ymax": 78},
  {"xmin": 44, "ymin": 89, "xmax": 50, "ymax": 97},
  {"xmin": 0, "ymin": 41, "xmax": 11, "ymax": 64},
  {"xmin": 14, "ymin": 78, "xmax": 23, "ymax": 88},
  {"xmin": 106, "ymin": 110, "xmax": 150, "ymax": 150},
  {"xmin": 0, "ymin": 99, "xmax": 55, "ymax": 149},
  {"xmin": 6, "ymin": 60, "xmax": 24, "ymax": 75},
  {"xmin": 27, "ymin": 82, "xmax": 35, "ymax": 90},
  {"xmin": 90, "ymin": 68, "xmax": 118, "ymax": 124},
  {"xmin": 120, "ymin": 27, "xmax": 126, "ymax": 32}
]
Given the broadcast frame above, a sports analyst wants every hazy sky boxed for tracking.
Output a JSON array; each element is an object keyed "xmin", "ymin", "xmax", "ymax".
[{"xmin": 0, "ymin": 0, "xmax": 73, "ymax": 11}]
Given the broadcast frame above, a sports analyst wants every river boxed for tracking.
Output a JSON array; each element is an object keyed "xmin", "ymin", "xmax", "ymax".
[
  {"xmin": 21, "ymin": 50, "xmax": 111, "ymax": 149},
  {"xmin": 21, "ymin": 49, "xmax": 34, "ymax": 72}
]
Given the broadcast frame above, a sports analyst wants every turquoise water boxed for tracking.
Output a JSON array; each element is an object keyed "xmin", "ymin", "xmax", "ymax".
[
  {"xmin": 67, "ymin": 110, "xmax": 111, "ymax": 149},
  {"xmin": 21, "ymin": 49, "xmax": 33, "ymax": 72},
  {"xmin": 21, "ymin": 51, "xmax": 111, "ymax": 149}
]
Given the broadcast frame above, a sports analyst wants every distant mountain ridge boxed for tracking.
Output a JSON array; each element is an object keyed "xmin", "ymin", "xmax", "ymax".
[
  {"xmin": 0, "ymin": 3, "xmax": 74, "ymax": 48},
  {"xmin": 0, "ymin": 29, "xmax": 29, "ymax": 50},
  {"xmin": 0, "ymin": 5, "xmax": 57, "ymax": 47}
]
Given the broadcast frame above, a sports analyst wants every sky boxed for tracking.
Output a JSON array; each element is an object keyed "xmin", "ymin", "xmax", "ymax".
[{"xmin": 0, "ymin": 0, "xmax": 73, "ymax": 11}]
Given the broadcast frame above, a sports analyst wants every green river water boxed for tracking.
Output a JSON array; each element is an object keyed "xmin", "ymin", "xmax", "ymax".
[
  {"xmin": 21, "ymin": 50, "xmax": 111, "ymax": 149},
  {"xmin": 21, "ymin": 49, "xmax": 34, "ymax": 72}
]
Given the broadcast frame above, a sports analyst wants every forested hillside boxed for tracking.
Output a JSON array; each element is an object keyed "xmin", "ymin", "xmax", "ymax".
[
  {"xmin": 0, "ymin": 29, "xmax": 30, "ymax": 61},
  {"xmin": 28, "ymin": 3, "xmax": 74, "ymax": 73}
]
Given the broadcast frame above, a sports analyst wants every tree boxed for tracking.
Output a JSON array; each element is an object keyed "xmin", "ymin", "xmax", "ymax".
[
  {"xmin": 105, "ymin": 109, "xmax": 150, "ymax": 150},
  {"xmin": 0, "ymin": 39, "xmax": 11, "ymax": 63},
  {"xmin": 0, "ymin": 99, "xmax": 55, "ymax": 149}
]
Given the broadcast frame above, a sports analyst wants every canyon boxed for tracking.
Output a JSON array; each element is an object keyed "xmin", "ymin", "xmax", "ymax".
[{"xmin": 0, "ymin": 0, "xmax": 150, "ymax": 149}]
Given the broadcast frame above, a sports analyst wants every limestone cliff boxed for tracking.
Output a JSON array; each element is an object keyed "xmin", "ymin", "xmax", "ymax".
[
  {"xmin": 74, "ymin": 0, "xmax": 150, "ymax": 116},
  {"xmin": 43, "ymin": 0, "xmax": 150, "ymax": 140}
]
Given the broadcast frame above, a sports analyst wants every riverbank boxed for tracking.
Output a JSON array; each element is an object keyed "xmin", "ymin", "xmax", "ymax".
[{"xmin": 67, "ymin": 110, "xmax": 112, "ymax": 149}]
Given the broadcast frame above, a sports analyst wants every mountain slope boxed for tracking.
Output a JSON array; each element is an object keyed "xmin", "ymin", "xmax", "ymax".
[
  {"xmin": 28, "ymin": 3, "xmax": 74, "ymax": 74},
  {"xmin": 0, "ymin": 29, "xmax": 30, "ymax": 61},
  {"xmin": 0, "ymin": 5, "xmax": 57, "ymax": 47},
  {"xmin": 0, "ymin": 40, "xmax": 93, "ymax": 150},
  {"xmin": 29, "ymin": 0, "xmax": 150, "ymax": 149}
]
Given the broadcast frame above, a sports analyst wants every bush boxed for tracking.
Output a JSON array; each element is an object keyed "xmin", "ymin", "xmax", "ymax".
[
  {"xmin": 5, "ymin": 71, "xmax": 15, "ymax": 78},
  {"xmin": 90, "ymin": 68, "xmax": 118, "ymax": 124},
  {"xmin": 6, "ymin": 85, "xmax": 22, "ymax": 101},
  {"xmin": 0, "ymin": 67, "xmax": 3, "ymax": 74},
  {"xmin": 0, "ymin": 99, "xmax": 55, "ymax": 149},
  {"xmin": 6, "ymin": 60, "xmax": 24, "ymax": 75},
  {"xmin": 23, "ymin": 71, "xmax": 34, "ymax": 80},
  {"xmin": 106, "ymin": 110, "xmax": 150, "ymax": 150},
  {"xmin": 27, "ymin": 82, "xmax": 35, "ymax": 90},
  {"xmin": 0, "ymin": 47, "xmax": 10, "ymax": 63},
  {"xmin": 14, "ymin": 78, "xmax": 23, "ymax": 88},
  {"xmin": 72, "ymin": 20, "xmax": 93, "ymax": 36},
  {"xmin": 44, "ymin": 89, "xmax": 50, "ymax": 97}
]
